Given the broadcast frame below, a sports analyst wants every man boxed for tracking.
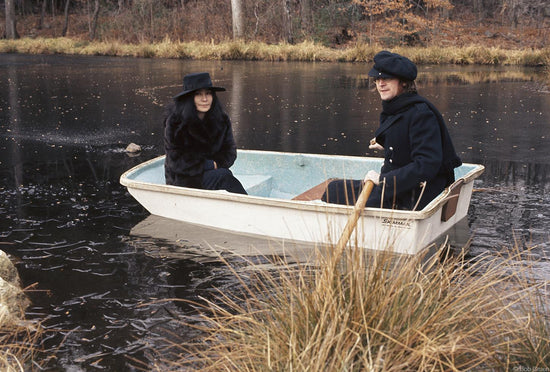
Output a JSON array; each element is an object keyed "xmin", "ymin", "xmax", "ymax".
[{"xmin": 322, "ymin": 51, "xmax": 462, "ymax": 210}]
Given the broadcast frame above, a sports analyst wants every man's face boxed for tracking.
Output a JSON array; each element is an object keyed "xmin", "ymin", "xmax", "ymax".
[{"xmin": 375, "ymin": 78, "xmax": 404, "ymax": 101}]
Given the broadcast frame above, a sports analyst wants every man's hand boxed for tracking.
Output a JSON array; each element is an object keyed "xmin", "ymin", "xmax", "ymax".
[
  {"xmin": 369, "ymin": 138, "xmax": 384, "ymax": 151},
  {"xmin": 364, "ymin": 170, "xmax": 380, "ymax": 185}
]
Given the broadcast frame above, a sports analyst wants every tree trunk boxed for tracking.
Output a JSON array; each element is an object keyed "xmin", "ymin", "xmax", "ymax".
[
  {"xmin": 5, "ymin": 0, "xmax": 19, "ymax": 39},
  {"xmin": 37, "ymin": 0, "xmax": 47, "ymax": 30},
  {"xmin": 231, "ymin": 0, "xmax": 244, "ymax": 39},
  {"xmin": 62, "ymin": 0, "xmax": 70, "ymax": 36},
  {"xmin": 300, "ymin": 0, "xmax": 312, "ymax": 35},
  {"xmin": 282, "ymin": 0, "xmax": 293, "ymax": 43},
  {"xmin": 88, "ymin": 0, "xmax": 100, "ymax": 41}
]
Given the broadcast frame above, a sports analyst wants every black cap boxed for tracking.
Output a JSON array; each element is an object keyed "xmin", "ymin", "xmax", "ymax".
[
  {"xmin": 174, "ymin": 72, "xmax": 226, "ymax": 99},
  {"xmin": 368, "ymin": 51, "xmax": 417, "ymax": 81}
]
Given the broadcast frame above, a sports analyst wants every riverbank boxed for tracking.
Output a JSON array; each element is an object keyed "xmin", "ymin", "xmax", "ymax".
[{"xmin": 1, "ymin": 37, "xmax": 549, "ymax": 67}]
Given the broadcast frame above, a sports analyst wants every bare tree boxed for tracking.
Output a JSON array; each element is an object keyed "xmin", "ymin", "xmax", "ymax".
[
  {"xmin": 37, "ymin": 0, "xmax": 47, "ymax": 30},
  {"xmin": 62, "ymin": 0, "xmax": 70, "ymax": 36},
  {"xmin": 282, "ymin": 0, "xmax": 293, "ymax": 43},
  {"xmin": 300, "ymin": 0, "xmax": 313, "ymax": 35},
  {"xmin": 5, "ymin": 0, "xmax": 19, "ymax": 39},
  {"xmin": 231, "ymin": 0, "xmax": 244, "ymax": 39},
  {"xmin": 88, "ymin": 0, "xmax": 100, "ymax": 40}
]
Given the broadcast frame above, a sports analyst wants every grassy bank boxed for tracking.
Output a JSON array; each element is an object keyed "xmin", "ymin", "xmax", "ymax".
[
  {"xmin": 1, "ymin": 37, "xmax": 549, "ymax": 66},
  {"xmin": 154, "ymin": 242, "xmax": 550, "ymax": 371}
]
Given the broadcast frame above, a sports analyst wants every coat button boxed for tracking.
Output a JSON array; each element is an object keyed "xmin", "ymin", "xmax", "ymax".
[
  {"xmin": 389, "ymin": 146, "xmax": 393, "ymax": 150},
  {"xmin": 389, "ymin": 159, "xmax": 393, "ymax": 163}
]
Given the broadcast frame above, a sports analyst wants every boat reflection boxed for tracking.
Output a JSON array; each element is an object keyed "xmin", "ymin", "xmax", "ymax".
[
  {"xmin": 129, "ymin": 215, "xmax": 320, "ymax": 263},
  {"xmin": 129, "ymin": 213, "xmax": 472, "ymax": 264}
]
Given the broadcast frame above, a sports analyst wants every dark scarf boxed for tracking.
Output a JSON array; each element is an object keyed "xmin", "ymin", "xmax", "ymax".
[{"xmin": 382, "ymin": 92, "xmax": 437, "ymax": 117}]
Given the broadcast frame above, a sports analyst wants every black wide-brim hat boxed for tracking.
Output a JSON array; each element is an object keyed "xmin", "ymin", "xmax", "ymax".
[
  {"xmin": 174, "ymin": 72, "xmax": 226, "ymax": 99},
  {"xmin": 368, "ymin": 51, "xmax": 417, "ymax": 81}
]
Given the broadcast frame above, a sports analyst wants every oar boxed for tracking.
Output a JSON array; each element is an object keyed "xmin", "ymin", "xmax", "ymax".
[{"xmin": 335, "ymin": 180, "xmax": 374, "ymax": 251}]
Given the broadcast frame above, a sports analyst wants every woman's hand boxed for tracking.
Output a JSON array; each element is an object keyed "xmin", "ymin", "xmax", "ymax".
[
  {"xmin": 369, "ymin": 138, "xmax": 384, "ymax": 151},
  {"xmin": 364, "ymin": 170, "xmax": 380, "ymax": 185}
]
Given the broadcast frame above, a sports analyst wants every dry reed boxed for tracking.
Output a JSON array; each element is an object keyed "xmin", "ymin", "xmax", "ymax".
[
  {"xmin": 0, "ymin": 38, "xmax": 548, "ymax": 67},
  {"xmin": 0, "ymin": 311, "xmax": 44, "ymax": 371},
  {"xmin": 151, "ymin": 240, "xmax": 550, "ymax": 371}
]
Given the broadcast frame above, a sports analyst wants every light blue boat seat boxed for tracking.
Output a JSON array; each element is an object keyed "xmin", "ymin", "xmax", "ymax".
[{"xmin": 237, "ymin": 174, "xmax": 273, "ymax": 197}]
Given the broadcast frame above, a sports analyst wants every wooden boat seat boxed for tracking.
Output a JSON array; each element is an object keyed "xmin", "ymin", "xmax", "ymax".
[
  {"xmin": 292, "ymin": 178, "xmax": 336, "ymax": 201},
  {"xmin": 440, "ymin": 178, "xmax": 464, "ymax": 222}
]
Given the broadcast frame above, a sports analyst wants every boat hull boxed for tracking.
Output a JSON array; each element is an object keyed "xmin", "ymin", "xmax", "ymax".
[{"xmin": 121, "ymin": 150, "xmax": 484, "ymax": 255}]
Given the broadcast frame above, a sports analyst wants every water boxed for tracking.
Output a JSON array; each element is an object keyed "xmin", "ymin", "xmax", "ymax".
[{"xmin": 1, "ymin": 54, "xmax": 549, "ymax": 369}]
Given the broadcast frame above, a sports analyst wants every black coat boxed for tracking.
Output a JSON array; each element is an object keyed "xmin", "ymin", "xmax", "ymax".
[
  {"xmin": 366, "ymin": 92, "xmax": 462, "ymax": 210},
  {"xmin": 163, "ymin": 111, "xmax": 238, "ymax": 188}
]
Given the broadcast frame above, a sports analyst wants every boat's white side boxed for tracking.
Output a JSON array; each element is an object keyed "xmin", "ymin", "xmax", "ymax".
[{"xmin": 120, "ymin": 150, "xmax": 484, "ymax": 255}]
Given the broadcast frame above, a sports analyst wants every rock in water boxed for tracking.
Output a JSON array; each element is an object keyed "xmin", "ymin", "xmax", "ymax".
[{"xmin": 125, "ymin": 143, "xmax": 142, "ymax": 153}]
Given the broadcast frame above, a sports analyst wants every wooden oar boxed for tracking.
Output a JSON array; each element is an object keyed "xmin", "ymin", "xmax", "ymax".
[{"xmin": 335, "ymin": 180, "xmax": 374, "ymax": 251}]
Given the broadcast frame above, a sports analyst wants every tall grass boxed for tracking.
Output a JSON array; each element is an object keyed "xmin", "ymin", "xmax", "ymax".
[
  {"xmin": 0, "ymin": 311, "xmax": 44, "ymax": 371},
  {"xmin": 1, "ymin": 37, "xmax": 548, "ymax": 66},
  {"xmin": 154, "ymin": 240, "xmax": 550, "ymax": 371}
]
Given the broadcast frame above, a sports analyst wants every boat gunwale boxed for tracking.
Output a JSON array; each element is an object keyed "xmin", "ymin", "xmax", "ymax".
[{"xmin": 120, "ymin": 150, "xmax": 485, "ymax": 221}]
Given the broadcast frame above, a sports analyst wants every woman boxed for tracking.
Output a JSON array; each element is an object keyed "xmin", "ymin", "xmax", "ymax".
[
  {"xmin": 163, "ymin": 72, "xmax": 247, "ymax": 194},
  {"xmin": 322, "ymin": 51, "xmax": 461, "ymax": 210}
]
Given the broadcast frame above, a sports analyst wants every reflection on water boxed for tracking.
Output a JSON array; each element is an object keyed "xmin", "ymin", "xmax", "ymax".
[
  {"xmin": 470, "ymin": 160, "xmax": 550, "ymax": 256},
  {"xmin": 1, "ymin": 54, "xmax": 549, "ymax": 369}
]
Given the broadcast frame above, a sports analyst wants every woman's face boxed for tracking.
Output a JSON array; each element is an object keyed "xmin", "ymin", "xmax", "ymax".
[
  {"xmin": 194, "ymin": 89, "xmax": 213, "ymax": 117},
  {"xmin": 375, "ymin": 78, "xmax": 405, "ymax": 101}
]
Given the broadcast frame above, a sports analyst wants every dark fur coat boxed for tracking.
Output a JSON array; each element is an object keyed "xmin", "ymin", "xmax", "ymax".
[{"xmin": 163, "ymin": 107, "xmax": 237, "ymax": 189}]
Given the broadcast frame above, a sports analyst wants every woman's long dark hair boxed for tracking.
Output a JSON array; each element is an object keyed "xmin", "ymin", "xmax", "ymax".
[{"xmin": 164, "ymin": 90, "xmax": 225, "ymax": 125}]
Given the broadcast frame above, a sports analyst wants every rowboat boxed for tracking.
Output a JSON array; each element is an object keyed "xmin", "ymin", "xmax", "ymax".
[{"xmin": 120, "ymin": 150, "xmax": 484, "ymax": 255}]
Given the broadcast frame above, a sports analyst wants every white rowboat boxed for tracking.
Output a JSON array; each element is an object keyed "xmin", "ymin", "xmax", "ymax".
[{"xmin": 120, "ymin": 150, "xmax": 484, "ymax": 255}]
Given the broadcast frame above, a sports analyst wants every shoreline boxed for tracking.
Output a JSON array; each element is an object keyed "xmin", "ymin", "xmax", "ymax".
[{"xmin": 1, "ymin": 37, "xmax": 549, "ymax": 67}]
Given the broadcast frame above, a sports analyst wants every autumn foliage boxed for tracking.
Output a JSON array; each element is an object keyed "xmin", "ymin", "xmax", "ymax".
[{"xmin": 3, "ymin": 0, "xmax": 550, "ymax": 49}]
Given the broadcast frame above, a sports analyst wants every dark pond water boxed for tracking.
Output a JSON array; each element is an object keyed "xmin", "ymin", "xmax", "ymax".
[{"xmin": 1, "ymin": 53, "xmax": 549, "ymax": 370}]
